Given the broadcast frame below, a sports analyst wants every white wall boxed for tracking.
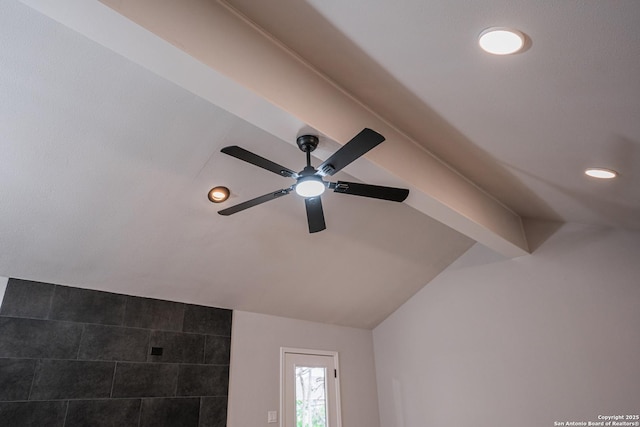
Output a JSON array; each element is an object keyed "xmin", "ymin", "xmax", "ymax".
[
  {"xmin": 0, "ymin": 276, "xmax": 7, "ymax": 307},
  {"xmin": 374, "ymin": 222, "xmax": 640, "ymax": 427},
  {"xmin": 228, "ymin": 310, "xmax": 380, "ymax": 427}
]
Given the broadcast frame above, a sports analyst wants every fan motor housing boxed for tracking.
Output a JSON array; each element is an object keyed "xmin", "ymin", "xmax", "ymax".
[{"xmin": 296, "ymin": 135, "xmax": 319, "ymax": 153}]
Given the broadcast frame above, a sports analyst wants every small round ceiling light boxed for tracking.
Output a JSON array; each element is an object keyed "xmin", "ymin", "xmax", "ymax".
[
  {"xmin": 208, "ymin": 186, "xmax": 230, "ymax": 203},
  {"xmin": 479, "ymin": 27, "xmax": 526, "ymax": 55},
  {"xmin": 585, "ymin": 168, "xmax": 618, "ymax": 179}
]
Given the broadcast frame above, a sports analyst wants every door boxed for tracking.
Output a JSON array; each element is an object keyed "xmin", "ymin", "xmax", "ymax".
[{"xmin": 281, "ymin": 348, "xmax": 342, "ymax": 427}]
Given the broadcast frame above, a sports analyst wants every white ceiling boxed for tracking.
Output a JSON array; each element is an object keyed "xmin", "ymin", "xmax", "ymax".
[
  {"xmin": 0, "ymin": 1, "xmax": 472, "ymax": 328},
  {"xmin": 2, "ymin": 0, "xmax": 638, "ymax": 328},
  {"xmin": 226, "ymin": 0, "xmax": 640, "ymax": 230}
]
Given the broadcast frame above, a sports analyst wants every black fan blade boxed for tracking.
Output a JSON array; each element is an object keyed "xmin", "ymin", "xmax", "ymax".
[
  {"xmin": 331, "ymin": 181, "xmax": 409, "ymax": 202},
  {"xmin": 317, "ymin": 128, "xmax": 385, "ymax": 176},
  {"xmin": 221, "ymin": 146, "xmax": 297, "ymax": 178},
  {"xmin": 305, "ymin": 197, "xmax": 326, "ymax": 233},
  {"xmin": 218, "ymin": 188, "xmax": 292, "ymax": 216}
]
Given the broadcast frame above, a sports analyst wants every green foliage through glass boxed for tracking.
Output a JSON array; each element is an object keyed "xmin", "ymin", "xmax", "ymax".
[{"xmin": 295, "ymin": 366, "xmax": 327, "ymax": 427}]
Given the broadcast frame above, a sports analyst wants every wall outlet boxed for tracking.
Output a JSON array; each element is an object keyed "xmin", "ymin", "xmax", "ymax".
[{"xmin": 267, "ymin": 410, "xmax": 278, "ymax": 423}]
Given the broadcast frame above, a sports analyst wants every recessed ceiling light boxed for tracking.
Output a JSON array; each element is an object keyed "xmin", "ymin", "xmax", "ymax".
[
  {"xmin": 479, "ymin": 27, "xmax": 526, "ymax": 55},
  {"xmin": 208, "ymin": 186, "xmax": 230, "ymax": 202},
  {"xmin": 585, "ymin": 168, "xmax": 618, "ymax": 179}
]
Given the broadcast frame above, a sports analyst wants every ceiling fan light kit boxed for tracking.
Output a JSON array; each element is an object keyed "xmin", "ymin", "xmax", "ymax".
[
  {"xmin": 295, "ymin": 176, "xmax": 326, "ymax": 197},
  {"xmin": 216, "ymin": 128, "xmax": 409, "ymax": 233}
]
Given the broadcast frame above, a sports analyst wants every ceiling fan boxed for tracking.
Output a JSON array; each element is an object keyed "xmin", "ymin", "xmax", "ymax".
[{"xmin": 218, "ymin": 128, "xmax": 409, "ymax": 233}]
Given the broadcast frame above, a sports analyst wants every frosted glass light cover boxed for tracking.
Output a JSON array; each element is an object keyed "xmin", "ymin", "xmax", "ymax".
[
  {"xmin": 585, "ymin": 168, "xmax": 617, "ymax": 179},
  {"xmin": 479, "ymin": 28, "xmax": 525, "ymax": 55},
  {"xmin": 296, "ymin": 179, "xmax": 326, "ymax": 197}
]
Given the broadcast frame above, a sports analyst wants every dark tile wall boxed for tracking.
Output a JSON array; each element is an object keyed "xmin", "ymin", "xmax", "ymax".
[{"xmin": 0, "ymin": 278, "xmax": 232, "ymax": 427}]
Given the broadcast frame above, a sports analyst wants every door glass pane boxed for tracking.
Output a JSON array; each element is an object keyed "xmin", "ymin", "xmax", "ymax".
[{"xmin": 295, "ymin": 366, "xmax": 327, "ymax": 427}]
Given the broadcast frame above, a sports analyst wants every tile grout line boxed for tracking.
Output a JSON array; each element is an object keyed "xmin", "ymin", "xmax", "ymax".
[
  {"xmin": 75, "ymin": 324, "xmax": 85, "ymax": 360},
  {"xmin": 27, "ymin": 359, "xmax": 39, "ymax": 401},
  {"xmin": 144, "ymin": 329, "xmax": 152, "ymax": 364},
  {"xmin": 46, "ymin": 285, "xmax": 56, "ymax": 320},
  {"xmin": 137, "ymin": 398, "xmax": 143, "ymax": 427},
  {"xmin": 174, "ymin": 363, "xmax": 180, "ymax": 397},
  {"xmin": 62, "ymin": 400, "xmax": 69, "ymax": 427},
  {"xmin": 109, "ymin": 362, "xmax": 118, "ymax": 398},
  {"xmin": 121, "ymin": 296, "xmax": 128, "ymax": 327},
  {"xmin": 178, "ymin": 303, "xmax": 186, "ymax": 332},
  {"xmin": 202, "ymin": 335, "xmax": 207, "ymax": 364},
  {"xmin": 181, "ymin": 303, "xmax": 187, "ymax": 333}
]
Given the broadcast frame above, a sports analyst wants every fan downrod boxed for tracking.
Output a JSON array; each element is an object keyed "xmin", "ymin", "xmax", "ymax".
[{"xmin": 296, "ymin": 135, "xmax": 319, "ymax": 153}]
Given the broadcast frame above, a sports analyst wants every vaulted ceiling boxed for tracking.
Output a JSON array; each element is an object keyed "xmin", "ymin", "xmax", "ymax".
[{"xmin": 2, "ymin": 0, "xmax": 638, "ymax": 328}]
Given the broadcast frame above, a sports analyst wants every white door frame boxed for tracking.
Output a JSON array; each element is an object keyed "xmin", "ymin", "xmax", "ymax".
[{"xmin": 280, "ymin": 347, "xmax": 343, "ymax": 427}]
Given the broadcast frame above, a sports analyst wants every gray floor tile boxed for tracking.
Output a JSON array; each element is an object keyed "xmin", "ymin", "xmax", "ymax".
[
  {"xmin": 204, "ymin": 335, "xmax": 231, "ymax": 365},
  {"xmin": 0, "ymin": 317, "xmax": 82, "ymax": 359},
  {"xmin": 183, "ymin": 305, "xmax": 232, "ymax": 336},
  {"xmin": 199, "ymin": 397, "xmax": 228, "ymax": 427},
  {"xmin": 49, "ymin": 286, "xmax": 126, "ymax": 325},
  {"xmin": 112, "ymin": 363, "xmax": 179, "ymax": 398},
  {"xmin": 0, "ymin": 358, "xmax": 36, "ymax": 400},
  {"xmin": 0, "ymin": 401, "xmax": 66, "ymax": 427},
  {"xmin": 176, "ymin": 365, "xmax": 229, "ymax": 397},
  {"xmin": 124, "ymin": 296, "xmax": 184, "ymax": 331},
  {"xmin": 0, "ymin": 278, "xmax": 54, "ymax": 319},
  {"xmin": 148, "ymin": 331, "xmax": 205, "ymax": 364},
  {"xmin": 65, "ymin": 399, "xmax": 141, "ymax": 427},
  {"xmin": 140, "ymin": 397, "xmax": 200, "ymax": 427},
  {"xmin": 78, "ymin": 324, "xmax": 149, "ymax": 362},
  {"xmin": 30, "ymin": 359, "xmax": 115, "ymax": 400}
]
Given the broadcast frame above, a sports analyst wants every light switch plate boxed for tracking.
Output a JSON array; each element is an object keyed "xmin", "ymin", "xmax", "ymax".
[{"xmin": 267, "ymin": 411, "xmax": 278, "ymax": 423}]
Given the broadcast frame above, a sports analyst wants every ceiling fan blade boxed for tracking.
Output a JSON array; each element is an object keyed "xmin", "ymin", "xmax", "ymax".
[
  {"xmin": 305, "ymin": 197, "xmax": 326, "ymax": 233},
  {"xmin": 218, "ymin": 187, "xmax": 292, "ymax": 216},
  {"xmin": 331, "ymin": 181, "xmax": 409, "ymax": 202},
  {"xmin": 221, "ymin": 146, "xmax": 297, "ymax": 178},
  {"xmin": 317, "ymin": 128, "xmax": 385, "ymax": 176}
]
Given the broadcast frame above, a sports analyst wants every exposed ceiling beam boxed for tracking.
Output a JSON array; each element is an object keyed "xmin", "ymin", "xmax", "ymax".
[{"xmin": 21, "ymin": 0, "xmax": 529, "ymax": 257}]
